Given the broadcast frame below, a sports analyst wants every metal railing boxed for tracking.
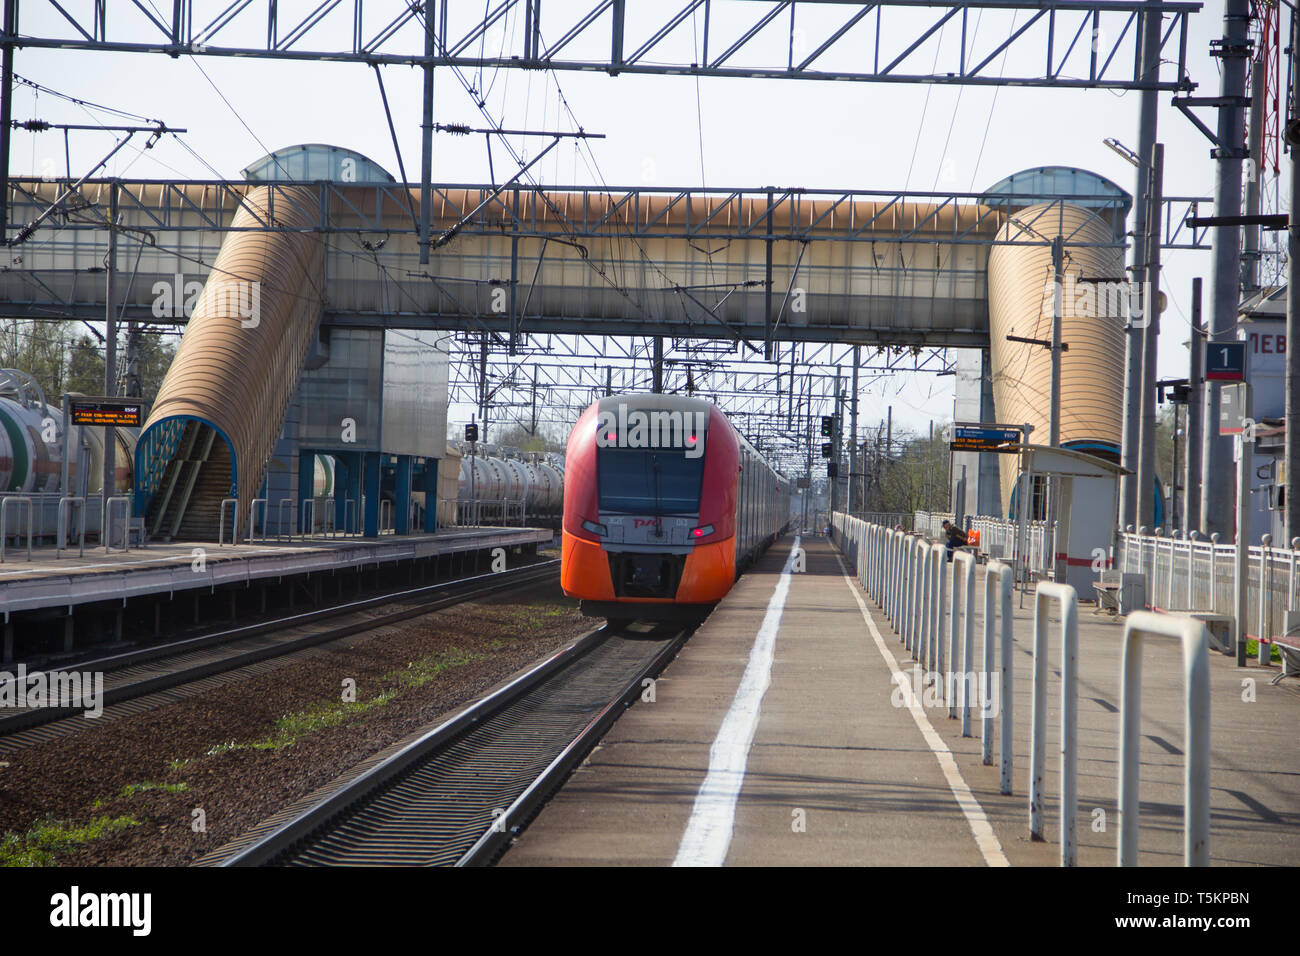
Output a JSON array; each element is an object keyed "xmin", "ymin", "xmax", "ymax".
[
  {"xmin": 218, "ymin": 497, "xmax": 239, "ymax": 547},
  {"xmin": 848, "ymin": 511, "xmax": 915, "ymax": 531},
  {"xmin": 984, "ymin": 559, "xmax": 1014, "ymax": 791},
  {"xmin": 248, "ymin": 498, "xmax": 268, "ymax": 544},
  {"xmin": 458, "ymin": 496, "xmax": 528, "ymax": 527},
  {"xmin": 950, "ymin": 549, "xmax": 977, "ymax": 736},
  {"xmin": 1119, "ymin": 527, "xmax": 1300, "ymax": 661},
  {"xmin": 1117, "ymin": 611, "xmax": 1211, "ymax": 867},
  {"xmin": 0, "ymin": 495, "xmax": 34, "ymax": 562},
  {"xmin": 1030, "ymin": 582, "xmax": 1079, "ymax": 866},
  {"xmin": 103, "ymin": 496, "xmax": 132, "ymax": 553},
  {"xmin": 833, "ymin": 511, "xmax": 1215, "ymax": 868},
  {"xmin": 57, "ymin": 496, "xmax": 86, "ymax": 558},
  {"xmin": 0, "ymin": 491, "xmax": 118, "ymax": 555}
]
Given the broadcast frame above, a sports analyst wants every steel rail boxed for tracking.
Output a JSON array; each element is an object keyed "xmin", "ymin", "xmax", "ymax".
[{"xmin": 220, "ymin": 625, "xmax": 688, "ymax": 867}]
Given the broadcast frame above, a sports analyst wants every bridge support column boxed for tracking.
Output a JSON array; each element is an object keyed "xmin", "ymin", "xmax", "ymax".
[
  {"xmin": 298, "ymin": 451, "xmax": 316, "ymax": 535},
  {"xmin": 394, "ymin": 455, "xmax": 412, "ymax": 535},
  {"xmin": 363, "ymin": 452, "xmax": 381, "ymax": 538},
  {"xmin": 336, "ymin": 452, "xmax": 361, "ymax": 534},
  {"xmin": 424, "ymin": 457, "xmax": 439, "ymax": 533}
]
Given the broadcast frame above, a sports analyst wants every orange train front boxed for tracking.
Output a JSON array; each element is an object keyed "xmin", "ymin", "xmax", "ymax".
[{"xmin": 561, "ymin": 393, "xmax": 792, "ymax": 621}]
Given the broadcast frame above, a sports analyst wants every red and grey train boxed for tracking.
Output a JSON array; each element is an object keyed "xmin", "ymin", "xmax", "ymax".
[{"xmin": 561, "ymin": 393, "xmax": 792, "ymax": 620}]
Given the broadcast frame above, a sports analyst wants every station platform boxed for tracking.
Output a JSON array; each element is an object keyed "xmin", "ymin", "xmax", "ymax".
[
  {"xmin": 0, "ymin": 527, "xmax": 551, "ymax": 617},
  {"xmin": 504, "ymin": 535, "xmax": 1300, "ymax": 867}
]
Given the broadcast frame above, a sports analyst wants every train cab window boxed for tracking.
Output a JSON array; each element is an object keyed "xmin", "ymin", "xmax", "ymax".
[{"xmin": 597, "ymin": 447, "xmax": 705, "ymax": 515}]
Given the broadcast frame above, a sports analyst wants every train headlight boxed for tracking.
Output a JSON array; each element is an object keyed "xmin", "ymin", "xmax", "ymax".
[
  {"xmin": 582, "ymin": 519, "xmax": 607, "ymax": 537},
  {"xmin": 691, "ymin": 524, "xmax": 714, "ymax": 539}
]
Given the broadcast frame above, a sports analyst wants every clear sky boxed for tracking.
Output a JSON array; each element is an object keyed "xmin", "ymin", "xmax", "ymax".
[{"xmin": 6, "ymin": 0, "xmax": 1283, "ymax": 443}]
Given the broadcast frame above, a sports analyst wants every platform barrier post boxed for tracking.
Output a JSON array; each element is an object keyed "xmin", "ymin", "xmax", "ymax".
[
  {"xmin": 920, "ymin": 542, "xmax": 933, "ymax": 663},
  {"xmin": 1118, "ymin": 611, "xmax": 1210, "ymax": 866},
  {"xmin": 1258, "ymin": 535, "xmax": 1272, "ymax": 665},
  {"xmin": 218, "ymin": 498, "xmax": 239, "ymax": 547},
  {"xmin": 57, "ymin": 496, "xmax": 86, "ymax": 559},
  {"xmin": 983, "ymin": 559, "xmax": 1014, "ymax": 791},
  {"xmin": 858, "ymin": 521, "xmax": 868, "ymax": 588},
  {"xmin": 248, "ymin": 498, "xmax": 268, "ymax": 544},
  {"xmin": 300, "ymin": 498, "xmax": 316, "ymax": 539},
  {"xmin": 951, "ymin": 550, "xmax": 976, "ymax": 735},
  {"xmin": 893, "ymin": 530, "xmax": 906, "ymax": 626},
  {"xmin": 885, "ymin": 530, "xmax": 895, "ymax": 619},
  {"xmin": 1029, "ymin": 581, "xmax": 1079, "ymax": 866},
  {"xmin": 277, "ymin": 498, "xmax": 294, "ymax": 542},
  {"xmin": 929, "ymin": 542, "xmax": 947, "ymax": 685},
  {"xmin": 868, "ymin": 523, "xmax": 879, "ymax": 595},
  {"xmin": 899, "ymin": 535, "xmax": 912, "ymax": 645},
  {"xmin": 913, "ymin": 536, "xmax": 926, "ymax": 656},
  {"xmin": 0, "ymin": 495, "xmax": 34, "ymax": 562},
  {"xmin": 103, "ymin": 496, "xmax": 131, "ymax": 554},
  {"xmin": 884, "ymin": 528, "xmax": 895, "ymax": 613},
  {"xmin": 883, "ymin": 529, "xmax": 893, "ymax": 617}
]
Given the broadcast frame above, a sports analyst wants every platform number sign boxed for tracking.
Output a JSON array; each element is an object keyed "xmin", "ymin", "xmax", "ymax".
[
  {"xmin": 1205, "ymin": 341, "xmax": 1245, "ymax": 382},
  {"xmin": 465, "ymin": 422, "xmax": 479, "ymax": 443}
]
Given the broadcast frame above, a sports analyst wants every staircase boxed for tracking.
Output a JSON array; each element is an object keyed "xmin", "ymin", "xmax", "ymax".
[{"xmin": 145, "ymin": 421, "xmax": 234, "ymax": 542}]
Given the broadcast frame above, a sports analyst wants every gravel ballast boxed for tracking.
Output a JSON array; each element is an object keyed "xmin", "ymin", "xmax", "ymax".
[{"xmin": 0, "ymin": 583, "xmax": 594, "ymax": 867}]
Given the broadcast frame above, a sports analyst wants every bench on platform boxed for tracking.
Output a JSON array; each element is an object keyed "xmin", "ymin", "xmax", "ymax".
[
  {"xmin": 1185, "ymin": 612, "xmax": 1234, "ymax": 656},
  {"xmin": 1093, "ymin": 569, "xmax": 1121, "ymax": 616}
]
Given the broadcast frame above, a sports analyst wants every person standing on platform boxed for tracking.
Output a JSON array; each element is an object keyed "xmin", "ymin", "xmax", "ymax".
[{"xmin": 941, "ymin": 519, "xmax": 967, "ymax": 562}]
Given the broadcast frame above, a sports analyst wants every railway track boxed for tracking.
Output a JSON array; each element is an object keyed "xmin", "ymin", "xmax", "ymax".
[
  {"xmin": 206, "ymin": 623, "xmax": 689, "ymax": 867},
  {"xmin": 0, "ymin": 560, "xmax": 559, "ymax": 751}
]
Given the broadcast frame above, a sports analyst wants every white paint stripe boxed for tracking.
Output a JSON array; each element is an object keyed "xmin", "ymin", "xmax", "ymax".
[
  {"xmin": 834, "ymin": 552, "xmax": 1010, "ymax": 867},
  {"xmin": 673, "ymin": 535, "xmax": 802, "ymax": 867}
]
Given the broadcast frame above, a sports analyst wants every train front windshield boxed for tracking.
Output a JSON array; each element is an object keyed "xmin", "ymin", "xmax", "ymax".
[{"xmin": 597, "ymin": 447, "xmax": 705, "ymax": 516}]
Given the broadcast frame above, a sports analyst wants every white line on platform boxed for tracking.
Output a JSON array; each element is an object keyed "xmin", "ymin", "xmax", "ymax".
[
  {"xmin": 835, "ymin": 552, "xmax": 1009, "ymax": 867},
  {"xmin": 673, "ymin": 535, "xmax": 802, "ymax": 868}
]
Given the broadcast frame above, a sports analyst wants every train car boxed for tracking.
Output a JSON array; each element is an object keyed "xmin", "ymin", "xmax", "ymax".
[{"xmin": 561, "ymin": 393, "xmax": 791, "ymax": 622}]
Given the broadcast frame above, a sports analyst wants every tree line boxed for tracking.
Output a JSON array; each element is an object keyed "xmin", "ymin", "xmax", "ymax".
[{"xmin": 0, "ymin": 320, "xmax": 176, "ymax": 406}]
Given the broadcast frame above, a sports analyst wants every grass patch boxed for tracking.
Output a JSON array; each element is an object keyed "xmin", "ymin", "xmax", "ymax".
[
  {"xmin": 90, "ymin": 781, "xmax": 190, "ymax": 809},
  {"xmin": 1245, "ymin": 639, "xmax": 1283, "ymax": 662},
  {"xmin": 119, "ymin": 781, "xmax": 189, "ymax": 798},
  {"xmin": 204, "ymin": 647, "xmax": 483, "ymax": 755},
  {"xmin": 496, "ymin": 605, "xmax": 571, "ymax": 630},
  {"xmin": 0, "ymin": 815, "xmax": 140, "ymax": 867}
]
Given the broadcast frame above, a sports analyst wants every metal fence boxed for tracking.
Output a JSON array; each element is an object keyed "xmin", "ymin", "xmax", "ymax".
[
  {"xmin": 0, "ymin": 491, "xmax": 132, "ymax": 558},
  {"xmin": 1118, "ymin": 529, "xmax": 1300, "ymax": 645},
  {"xmin": 914, "ymin": 510, "xmax": 1056, "ymax": 582},
  {"xmin": 846, "ymin": 511, "xmax": 915, "ymax": 531},
  {"xmin": 831, "ymin": 510, "xmax": 1213, "ymax": 867}
]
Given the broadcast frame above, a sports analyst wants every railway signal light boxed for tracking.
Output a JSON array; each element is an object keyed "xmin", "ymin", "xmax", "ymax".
[
  {"xmin": 828, "ymin": 463, "xmax": 839, "ymax": 478},
  {"xmin": 820, "ymin": 416, "xmax": 834, "ymax": 437},
  {"xmin": 465, "ymin": 422, "xmax": 479, "ymax": 442},
  {"xmin": 821, "ymin": 443, "xmax": 832, "ymax": 458}
]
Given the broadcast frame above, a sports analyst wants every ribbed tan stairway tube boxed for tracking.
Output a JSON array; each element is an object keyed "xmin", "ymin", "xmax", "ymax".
[
  {"xmin": 139, "ymin": 185, "xmax": 324, "ymax": 538},
  {"xmin": 986, "ymin": 203, "xmax": 1126, "ymax": 512}
]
